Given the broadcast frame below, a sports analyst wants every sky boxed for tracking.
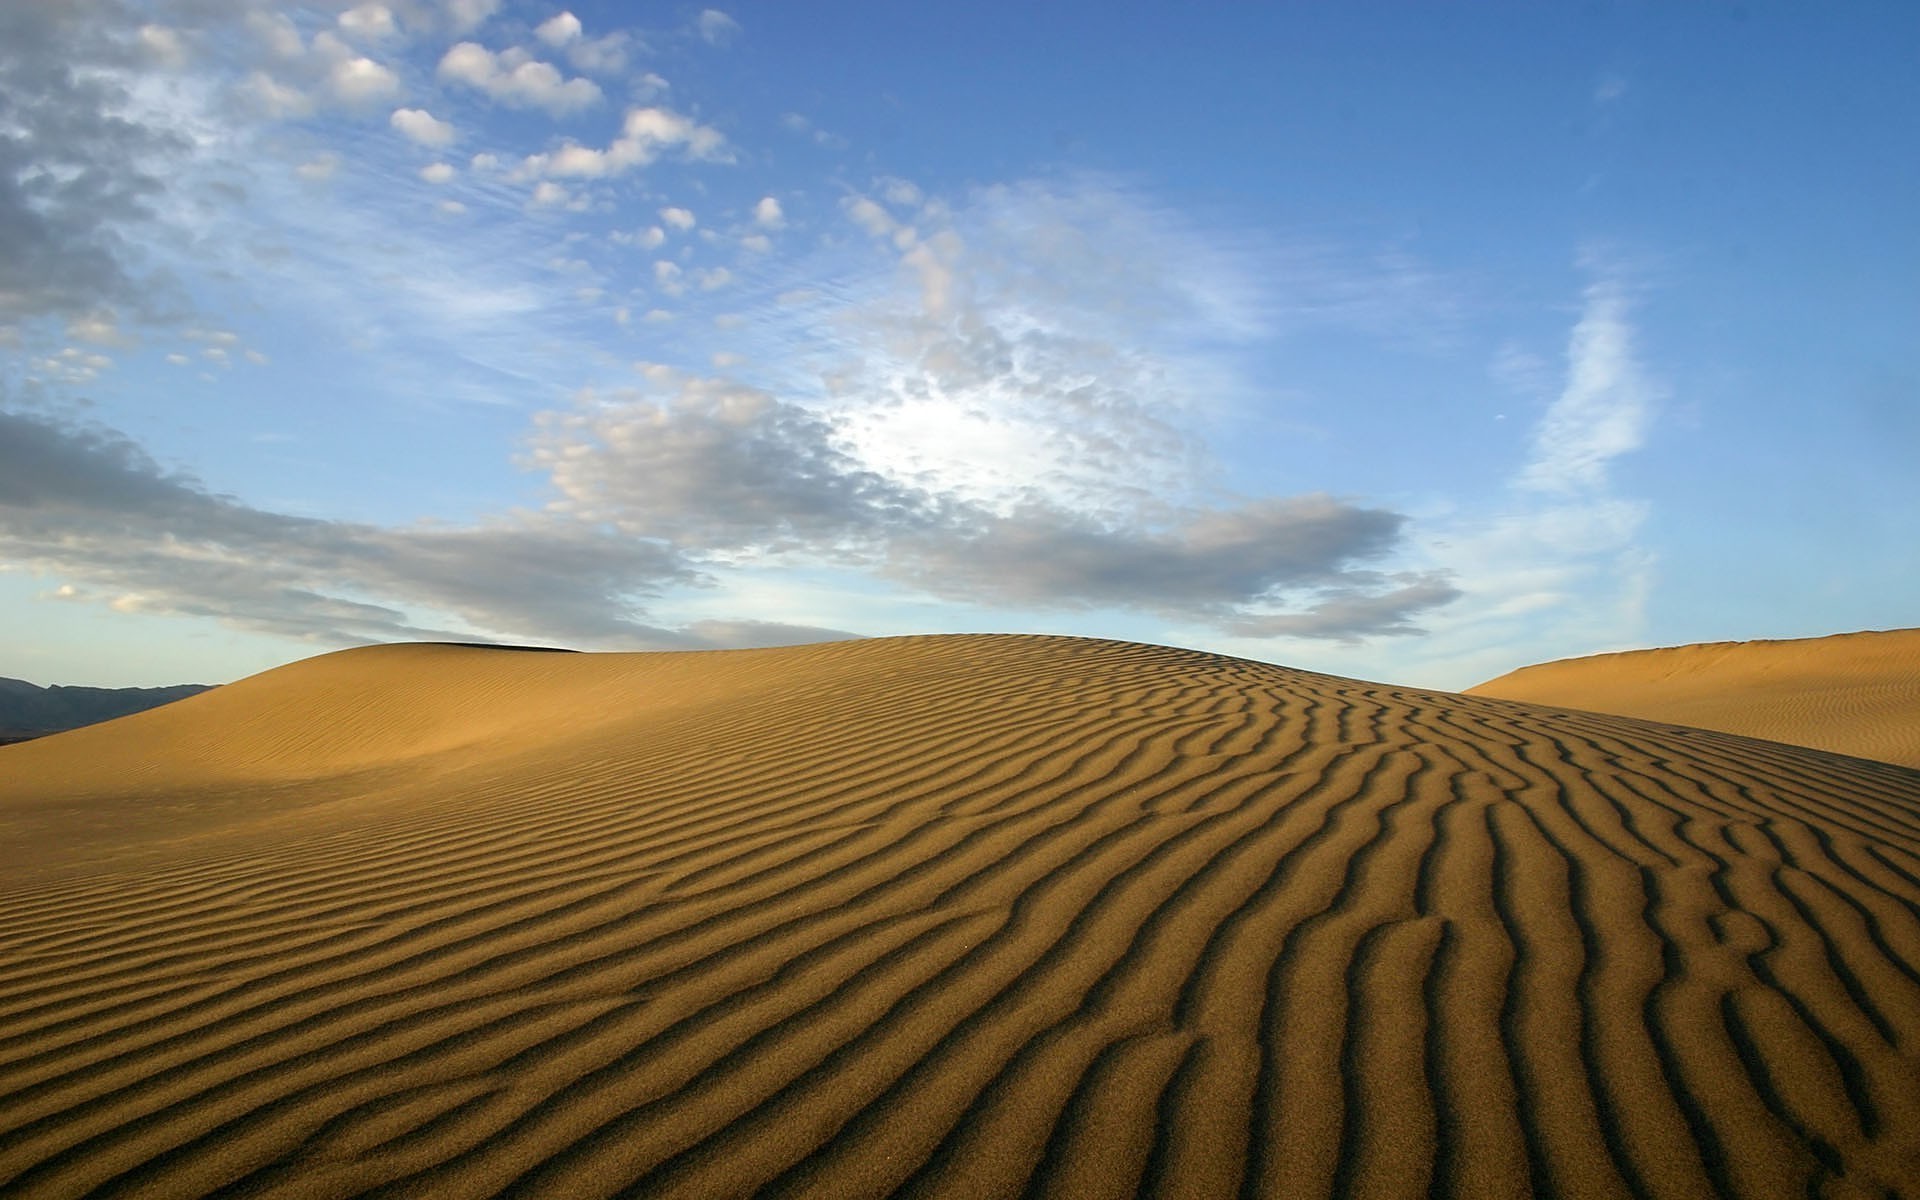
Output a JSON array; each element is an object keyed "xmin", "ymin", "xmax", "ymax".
[{"xmin": 2, "ymin": 1, "xmax": 1915, "ymax": 690}]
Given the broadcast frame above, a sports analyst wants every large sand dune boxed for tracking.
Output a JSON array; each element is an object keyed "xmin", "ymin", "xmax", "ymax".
[
  {"xmin": 3, "ymin": 635, "xmax": 1919, "ymax": 1197},
  {"xmin": 1469, "ymin": 628, "xmax": 1920, "ymax": 770}
]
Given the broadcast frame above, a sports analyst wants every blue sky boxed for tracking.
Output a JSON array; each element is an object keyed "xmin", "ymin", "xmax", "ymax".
[{"xmin": 2, "ymin": 1, "xmax": 1914, "ymax": 688}]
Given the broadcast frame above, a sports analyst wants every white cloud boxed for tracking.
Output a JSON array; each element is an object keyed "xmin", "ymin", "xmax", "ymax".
[
  {"xmin": 694, "ymin": 267, "xmax": 732, "ymax": 291},
  {"xmin": 520, "ymin": 107, "xmax": 728, "ymax": 179},
  {"xmin": 66, "ymin": 311, "xmax": 133, "ymax": 348},
  {"xmin": 437, "ymin": 42, "xmax": 602, "ymax": 114},
  {"xmin": 660, "ymin": 205, "xmax": 696, "ymax": 231},
  {"xmin": 438, "ymin": 199, "xmax": 468, "ymax": 215},
  {"xmin": 536, "ymin": 11, "xmax": 582, "ymax": 45},
  {"xmin": 845, "ymin": 195, "xmax": 896, "ymax": 238},
  {"xmin": 739, "ymin": 234, "xmax": 772, "ymax": 254},
  {"xmin": 420, "ymin": 162, "xmax": 456, "ymax": 184},
  {"xmin": 530, "ymin": 180, "xmax": 570, "ymax": 207},
  {"xmin": 295, "ymin": 153, "xmax": 340, "ymax": 181},
  {"xmin": 444, "ymin": 0, "xmax": 500, "ymax": 35},
  {"xmin": 612, "ymin": 225, "xmax": 667, "ymax": 249},
  {"xmin": 243, "ymin": 71, "xmax": 313, "ymax": 119},
  {"xmin": 1517, "ymin": 278, "xmax": 1658, "ymax": 493},
  {"xmin": 137, "ymin": 24, "xmax": 188, "ymax": 68},
  {"xmin": 338, "ymin": 5, "xmax": 399, "ymax": 41},
  {"xmin": 247, "ymin": 12, "xmax": 304, "ymax": 58},
  {"xmin": 653, "ymin": 260, "xmax": 684, "ymax": 293},
  {"xmin": 328, "ymin": 55, "xmax": 401, "ymax": 104},
  {"xmin": 753, "ymin": 196, "xmax": 784, "ymax": 228},
  {"xmin": 391, "ymin": 107, "xmax": 456, "ymax": 146},
  {"xmin": 697, "ymin": 9, "xmax": 741, "ymax": 45}
]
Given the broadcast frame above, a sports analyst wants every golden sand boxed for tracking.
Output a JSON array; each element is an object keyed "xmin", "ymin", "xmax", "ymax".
[
  {"xmin": 2, "ymin": 635, "xmax": 1918, "ymax": 1197},
  {"xmin": 1469, "ymin": 628, "xmax": 1920, "ymax": 769}
]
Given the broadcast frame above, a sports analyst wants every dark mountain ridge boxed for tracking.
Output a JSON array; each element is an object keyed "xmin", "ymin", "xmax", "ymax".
[{"xmin": 0, "ymin": 677, "xmax": 212, "ymax": 744}]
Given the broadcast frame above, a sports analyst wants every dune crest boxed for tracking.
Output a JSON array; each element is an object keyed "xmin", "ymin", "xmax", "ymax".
[
  {"xmin": 1469, "ymin": 628, "xmax": 1920, "ymax": 769},
  {"xmin": 3, "ymin": 634, "xmax": 1919, "ymax": 1197}
]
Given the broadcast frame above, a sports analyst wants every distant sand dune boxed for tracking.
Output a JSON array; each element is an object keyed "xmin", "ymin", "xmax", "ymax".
[
  {"xmin": 1469, "ymin": 628, "xmax": 1920, "ymax": 769},
  {"xmin": 3, "ymin": 636, "xmax": 1919, "ymax": 1197}
]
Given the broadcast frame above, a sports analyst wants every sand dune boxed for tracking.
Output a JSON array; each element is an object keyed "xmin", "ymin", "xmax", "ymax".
[
  {"xmin": 1469, "ymin": 628, "xmax": 1920, "ymax": 770},
  {"xmin": 3, "ymin": 635, "xmax": 1919, "ymax": 1198}
]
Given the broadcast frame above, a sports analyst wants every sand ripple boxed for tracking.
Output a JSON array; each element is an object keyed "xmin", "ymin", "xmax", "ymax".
[{"xmin": 2, "ymin": 636, "xmax": 1918, "ymax": 1197}]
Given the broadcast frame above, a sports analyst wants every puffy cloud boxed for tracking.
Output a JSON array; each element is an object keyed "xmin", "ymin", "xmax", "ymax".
[
  {"xmin": 753, "ymin": 195, "xmax": 784, "ymax": 228},
  {"xmin": 529, "ymin": 180, "xmax": 569, "ymax": 207},
  {"xmin": 844, "ymin": 195, "xmax": 896, "ymax": 238},
  {"xmin": 437, "ymin": 42, "xmax": 602, "ymax": 114},
  {"xmin": 247, "ymin": 11, "xmax": 305, "ymax": 58},
  {"xmin": 567, "ymin": 32, "xmax": 632, "ymax": 75},
  {"xmin": 444, "ymin": 0, "xmax": 500, "ymax": 35},
  {"xmin": 697, "ymin": 9, "xmax": 741, "ymax": 45},
  {"xmin": 390, "ymin": 107, "xmax": 456, "ymax": 146},
  {"xmin": 611, "ymin": 225, "xmax": 666, "ymax": 249},
  {"xmin": 338, "ymin": 5, "xmax": 399, "ymax": 41},
  {"xmin": 660, "ymin": 205, "xmax": 696, "ymax": 231},
  {"xmin": 520, "ymin": 108, "xmax": 728, "ymax": 178},
  {"xmin": 328, "ymin": 55, "xmax": 401, "ymax": 104},
  {"xmin": 536, "ymin": 12, "xmax": 582, "ymax": 46},
  {"xmin": 243, "ymin": 71, "xmax": 314, "ymax": 118},
  {"xmin": 419, "ymin": 162, "xmax": 456, "ymax": 184}
]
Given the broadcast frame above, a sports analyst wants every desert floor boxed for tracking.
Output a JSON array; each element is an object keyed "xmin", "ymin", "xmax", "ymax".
[{"xmin": 3, "ymin": 635, "xmax": 1918, "ymax": 1197}]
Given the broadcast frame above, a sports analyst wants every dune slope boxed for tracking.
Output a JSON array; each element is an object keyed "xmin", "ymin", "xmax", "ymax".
[
  {"xmin": 3, "ymin": 635, "xmax": 1920, "ymax": 1198},
  {"xmin": 1469, "ymin": 628, "xmax": 1920, "ymax": 770}
]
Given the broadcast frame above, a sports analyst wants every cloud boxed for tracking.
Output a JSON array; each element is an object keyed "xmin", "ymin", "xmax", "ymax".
[
  {"xmin": 0, "ymin": 2, "xmax": 192, "ymax": 326},
  {"xmin": 660, "ymin": 205, "xmax": 696, "ymax": 231},
  {"xmin": 419, "ymin": 162, "xmax": 456, "ymax": 184},
  {"xmin": 0, "ymin": 404, "xmax": 830, "ymax": 651},
  {"xmin": 888, "ymin": 497, "xmax": 1430, "ymax": 623},
  {"xmin": 327, "ymin": 54, "xmax": 401, "ymax": 105},
  {"xmin": 535, "ymin": 11, "xmax": 583, "ymax": 46},
  {"xmin": 520, "ymin": 108, "xmax": 728, "ymax": 178},
  {"xmin": 247, "ymin": 11, "xmax": 305, "ymax": 58},
  {"xmin": 697, "ymin": 9, "xmax": 741, "ymax": 45},
  {"xmin": 444, "ymin": 0, "xmax": 500, "ymax": 35},
  {"xmin": 437, "ymin": 42, "xmax": 602, "ymax": 114},
  {"xmin": 1517, "ymin": 277, "xmax": 1658, "ymax": 493},
  {"xmin": 137, "ymin": 24, "xmax": 189, "ymax": 69},
  {"xmin": 338, "ymin": 5, "xmax": 400, "ymax": 42},
  {"xmin": 296, "ymin": 153, "xmax": 340, "ymax": 181},
  {"xmin": 391, "ymin": 107, "xmax": 457, "ymax": 146},
  {"xmin": 753, "ymin": 196, "xmax": 784, "ymax": 228},
  {"xmin": 1222, "ymin": 573, "xmax": 1463, "ymax": 641},
  {"xmin": 530, "ymin": 381, "xmax": 930, "ymax": 551},
  {"xmin": 527, "ymin": 370, "xmax": 1446, "ymax": 638}
]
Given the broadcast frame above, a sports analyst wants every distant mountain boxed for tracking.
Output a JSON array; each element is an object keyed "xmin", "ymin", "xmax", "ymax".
[{"xmin": 0, "ymin": 677, "xmax": 213, "ymax": 744}]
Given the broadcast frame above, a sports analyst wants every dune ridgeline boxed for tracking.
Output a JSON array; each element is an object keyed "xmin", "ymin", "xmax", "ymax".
[
  {"xmin": 1469, "ymin": 628, "xmax": 1920, "ymax": 770},
  {"xmin": 2, "ymin": 634, "xmax": 1919, "ymax": 1198}
]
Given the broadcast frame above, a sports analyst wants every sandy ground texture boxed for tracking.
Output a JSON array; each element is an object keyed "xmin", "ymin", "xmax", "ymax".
[
  {"xmin": 1469, "ymin": 628, "xmax": 1920, "ymax": 771},
  {"xmin": 2, "ymin": 634, "xmax": 1919, "ymax": 1198}
]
